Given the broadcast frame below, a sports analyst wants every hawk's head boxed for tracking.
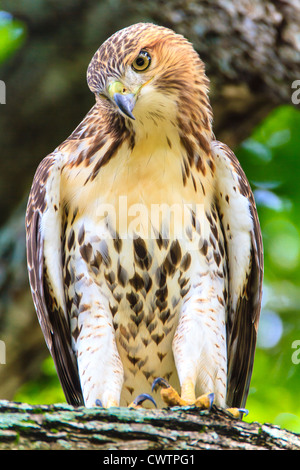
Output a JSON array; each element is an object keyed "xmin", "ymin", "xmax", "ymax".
[{"xmin": 87, "ymin": 23, "xmax": 212, "ymax": 135}]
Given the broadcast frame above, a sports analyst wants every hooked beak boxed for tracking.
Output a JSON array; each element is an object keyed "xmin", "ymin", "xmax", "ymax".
[{"xmin": 108, "ymin": 81, "xmax": 136, "ymax": 120}]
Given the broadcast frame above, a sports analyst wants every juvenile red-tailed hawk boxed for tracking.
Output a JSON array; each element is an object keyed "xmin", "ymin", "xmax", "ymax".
[{"xmin": 26, "ymin": 23, "xmax": 263, "ymax": 413}]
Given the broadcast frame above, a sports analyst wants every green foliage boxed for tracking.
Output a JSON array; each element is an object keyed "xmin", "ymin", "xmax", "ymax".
[
  {"xmin": 14, "ymin": 356, "xmax": 65, "ymax": 405},
  {"xmin": 0, "ymin": 11, "xmax": 26, "ymax": 65},
  {"xmin": 237, "ymin": 105, "xmax": 300, "ymax": 432}
]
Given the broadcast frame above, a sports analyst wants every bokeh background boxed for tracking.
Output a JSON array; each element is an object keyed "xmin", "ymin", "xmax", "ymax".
[{"xmin": 0, "ymin": 1, "xmax": 300, "ymax": 433}]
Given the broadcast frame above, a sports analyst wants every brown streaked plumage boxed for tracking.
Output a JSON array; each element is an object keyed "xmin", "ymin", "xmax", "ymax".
[{"xmin": 26, "ymin": 23, "xmax": 263, "ymax": 410}]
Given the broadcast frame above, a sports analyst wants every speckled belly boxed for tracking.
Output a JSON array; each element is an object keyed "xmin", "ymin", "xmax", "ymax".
[
  {"xmin": 96, "ymin": 235, "xmax": 189, "ymax": 406},
  {"xmin": 64, "ymin": 217, "xmax": 196, "ymax": 406}
]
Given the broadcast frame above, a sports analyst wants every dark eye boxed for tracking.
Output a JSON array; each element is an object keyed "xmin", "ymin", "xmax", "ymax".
[{"xmin": 132, "ymin": 50, "xmax": 151, "ymax": 72}]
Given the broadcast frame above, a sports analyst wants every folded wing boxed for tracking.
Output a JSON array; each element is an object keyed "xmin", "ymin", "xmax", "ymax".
[
  {"xmin": 26, "ymin": 154, "xmax": 83, "ymax": 406},
  {"xmin": 212, "ymin": 140, "xmax": 263, "ymax": 408}
]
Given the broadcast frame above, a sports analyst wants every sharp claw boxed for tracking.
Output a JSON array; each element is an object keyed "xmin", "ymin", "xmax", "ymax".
[
  {"xmin": 207, "ymin": 392, "xmax": 215, "ymax": 410},
  {"xmin": 152, "ymin": 377, "xmax": 170, "ymax": 392},
  {"xmin": 226, "ymin": 407, "xmax": 249, "ymax": 418},
  {"xmin": 129, "ymin": 393, "xmax": 157, "ymax": 409},
  {"xmin": 95, "ymin": 399, "xmax": 103, "ymax": 407},
  {"xmin": 194, "ymin": 392, "xmax": 215, "ymax": 410}
]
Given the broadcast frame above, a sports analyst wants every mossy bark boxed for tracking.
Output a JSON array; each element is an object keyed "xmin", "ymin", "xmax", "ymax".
[{"xmin": 0, "ymin": 401, "xmax": 299, "ymax": 450}]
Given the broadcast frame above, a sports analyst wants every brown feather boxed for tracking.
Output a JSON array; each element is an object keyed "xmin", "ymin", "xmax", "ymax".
[
  {"xmin": 215, "ymin": 142, "xmax": 263, "ymax": 408},
  {"xmin": 26, "ymin": 157, "xmax": 84, "ymax": 406}
]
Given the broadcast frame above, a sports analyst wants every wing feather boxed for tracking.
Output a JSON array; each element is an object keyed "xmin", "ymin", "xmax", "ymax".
[
  {"xmin": 212, "ymin": 140, "xmax": 263, "ymax": 408},
  {"xmin": 26, "ymin": 155, "xmax": 84, "ymax": 406}
]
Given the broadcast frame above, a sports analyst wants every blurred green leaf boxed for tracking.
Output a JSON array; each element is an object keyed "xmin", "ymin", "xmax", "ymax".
[
  {"xmin": 14, "ymin": 356, "xmax": 66, "ymax": 405},
  {"xmin": 0, "ymin": 11, "xmax": 26, "ymax": 65},
  {"xmin": 240, "ymin": 138, "xmax": 273, "ymax": 163}
]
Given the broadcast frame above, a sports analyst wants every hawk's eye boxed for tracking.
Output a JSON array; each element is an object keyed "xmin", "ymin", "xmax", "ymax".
[{"xmin": 132, "ymin": 50, "xmax": 151, "ymax": 72}]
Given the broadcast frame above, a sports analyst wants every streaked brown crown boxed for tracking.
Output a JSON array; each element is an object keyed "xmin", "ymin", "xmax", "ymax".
[
  {"xmin": 87, "ymin": 22, "xmax": 213, "ymax": 139},
  {"xmin": 87, "ymin": 23, "xmax": 206, "ymax": 94}
]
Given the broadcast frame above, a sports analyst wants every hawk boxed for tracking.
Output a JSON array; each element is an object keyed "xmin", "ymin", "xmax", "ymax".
[{"xmin": 26, "ymin": 23, "xmax": 263, "ymax": 413}]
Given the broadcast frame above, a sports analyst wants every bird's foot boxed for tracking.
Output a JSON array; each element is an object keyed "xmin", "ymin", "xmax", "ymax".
[{"xmin": 152, "ymin": 377, "xmax": 214, "ymax": 410}]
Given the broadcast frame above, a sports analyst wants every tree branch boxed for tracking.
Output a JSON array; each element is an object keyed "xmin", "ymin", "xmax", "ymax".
[{"xmin": 0, "ymin": 400, "xmax": 299, "ymax": 450}]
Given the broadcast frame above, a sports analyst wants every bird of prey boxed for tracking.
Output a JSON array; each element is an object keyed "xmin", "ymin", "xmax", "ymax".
[{"xmin": 26, "ymin": 23, "xmax": 263, "ymax": 413}]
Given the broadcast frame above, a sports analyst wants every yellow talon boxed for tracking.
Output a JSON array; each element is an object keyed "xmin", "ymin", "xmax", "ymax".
[
  {"xmin": 226, "ymin": 407, "xmax": 249, "ymax": 419},
  {"xmin": 152, "ymin": 377, "xmax": 186, "ymax": 406},
  {"xmin": 152, "ymin": 377, "xmax": 214, "ymax": 410},
  {"xmin": 194, "ymin": 392, "xmax": 214, "ymax": 410}
]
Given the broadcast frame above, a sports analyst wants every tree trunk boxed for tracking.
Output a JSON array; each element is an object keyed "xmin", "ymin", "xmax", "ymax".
[{"xmin": 0, "ymin": 400, "xmax": 299, "ymax": 450}]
